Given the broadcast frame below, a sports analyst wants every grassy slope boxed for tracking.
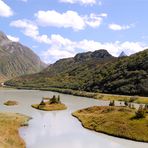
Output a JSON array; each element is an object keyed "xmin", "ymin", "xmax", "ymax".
[
  {"xmin": 5, "ymin": 50, "xmax": 115, "ymax": 90},
  {"xmin": 5, "ymin": 49, "xmax": 148, "ymax": 96},
  {"xmin": 72, "ymin": 106, "xmax": 148, "ymax": 142},
  {"xmin": 0, "ymin": 112, "xmax": 30, "ymax": 148}
]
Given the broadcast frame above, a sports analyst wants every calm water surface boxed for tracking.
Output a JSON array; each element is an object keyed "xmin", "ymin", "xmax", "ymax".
[{"xmin": 0, "ymin": 89, "xmax": 148, "ymax": 148}]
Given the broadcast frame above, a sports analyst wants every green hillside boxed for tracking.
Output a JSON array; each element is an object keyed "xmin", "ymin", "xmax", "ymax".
[{"xmin": 5, "ymin": 49, "xmax": 148, "ymax": 96}]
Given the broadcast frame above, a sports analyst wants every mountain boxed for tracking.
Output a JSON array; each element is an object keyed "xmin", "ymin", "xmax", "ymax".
[
  {"xmin": 0, "ymin": 31, "xmax": 46, "ymax": 82},
  {"xmin": 5, "ymin": 49, "xmax": 148, "ymax": 96},
  {"xmin": 119, "ymin": 51, "xmax": 127, "ymax": 57},
  {"xmin": 6, "ymin": 49, "xmax": 115, "ymax": 88},
  {"xmin": 87, "ymin": 49, "xmax": 148, "ymax": 96}
]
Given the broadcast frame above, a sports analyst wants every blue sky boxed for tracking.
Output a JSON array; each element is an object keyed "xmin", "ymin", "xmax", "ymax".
[{"xmin": 0, "ymin": 0, "xmax": 148, "ymax": 63}]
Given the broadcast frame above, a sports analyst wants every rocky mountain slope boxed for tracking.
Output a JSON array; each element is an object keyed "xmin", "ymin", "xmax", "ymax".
[
  {"xmin": 0, "ymin": 31, "xmax": 46, "ymax": 82},
  {"xmin": 5, "ymin": 49, "xmax": 116, "ymax": 89},
  {"xmin": 6, "ymin": 49, "xmax": 148, "ymax": 96}
]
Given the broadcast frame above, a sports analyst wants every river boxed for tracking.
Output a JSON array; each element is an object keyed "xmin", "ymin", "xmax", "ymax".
[{"xmin": 0, "ymin": 89, "xmax": 147, "ymax": 148}]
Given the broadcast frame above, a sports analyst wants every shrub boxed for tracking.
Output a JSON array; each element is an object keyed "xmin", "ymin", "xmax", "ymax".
[
  {"xmin": 109, "ymin": 100, "xmax": 115, "ymax": 106},
  {"xmin": 135, "ymin": 105, "xmax": 145, "ymax": 119},
  {"xmin": 128, "ymin": 103, "xmax": 132, "ymax": 108},
  {"xmin": 131, "ymin": 104, "xmax": 135, "ymax": 109},
  {"xmin": 97, "ymin": 95, "xmax": 104, "ymax": 99},
  {"xmin": 39, "ymin": 99, "xmax": 45, "ymax": 105},
  {"xmin": 129, "ymin": 96, "xmax": 138, "ymax": 102},
  {"xmin": 57, "ymin": 95, "xmax": 61, "ymax": 103},
  {"xmin": 144, "ymin": 104, "xmax": 148, "ymax": 113},
  {"xmin": 124, "ymin": 101, "xmax": 128, "ymax": 106}
]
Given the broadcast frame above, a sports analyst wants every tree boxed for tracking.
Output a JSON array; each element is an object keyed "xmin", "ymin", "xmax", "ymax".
[
  {"xmin": 39, "ymin": 98, "xmax": 45, "ymax": 105},
  {"xmin": 124, "ymin": 101, "xmax": 128, "ymax": 106},
  {"xmin": 109, "ymin": 100, "xmax": 115, "ymax": 106},
  {"xmin": 144, "ymin": 104, "xmax": 148, "ymax": 113},
  {"xmin": 135, "ymin": 105, "xmax": 145, "ymax": 119},
  {"xmin": 57, "ymin": 95, "xmax": 61, "ymax": 103}
]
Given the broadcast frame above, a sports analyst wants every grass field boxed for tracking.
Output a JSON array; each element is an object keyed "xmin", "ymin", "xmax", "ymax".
[
  {"xmin": 4, "ymin": 100, "xmax": 18, "ymax": 106},
  {"xmin": 72, "ymin": 106, "xmax": 148, "ymax": 142},
  {"xmin": 32, "ymin": 103, "xmax": 67, "ymax": 111},
  {"xmin": 0, "ymin": 112, "xmax": 31, "ymax": 148}
]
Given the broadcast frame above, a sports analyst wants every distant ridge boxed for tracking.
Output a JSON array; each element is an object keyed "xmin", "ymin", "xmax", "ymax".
[{"xmin": 6, "ymin": 48, "xmax": 148, "ymax": 96}]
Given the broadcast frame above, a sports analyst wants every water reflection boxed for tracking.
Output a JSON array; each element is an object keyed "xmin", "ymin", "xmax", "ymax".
[
  {"xmin": 0, "ymin": 90, "xmax": 147, "ymax": 148},
  {"xmin": 20, "ymin": 111, "xmax": 125, "ymax": 148}
]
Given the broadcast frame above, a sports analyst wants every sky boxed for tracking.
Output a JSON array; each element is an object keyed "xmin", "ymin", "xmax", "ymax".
[{"xmin": 0, "ymin": 0, "xmax": 148, "ymax": 63}]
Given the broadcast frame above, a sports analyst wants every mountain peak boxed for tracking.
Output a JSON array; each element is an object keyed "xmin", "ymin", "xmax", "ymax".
[
  {"xmin": 0, "ymin": 31, "xmax": 9, "ymax": 43},
  {"xmin": 119, "ymin": 51, "xmax": 127, "ymax": 57},
  {"xmin": 74, "ymin": 49, "xmax": 113, "ymax": 62},
  {"xmin": 0, "ymin": 31, "xmax": 46, "ymax": 81}
]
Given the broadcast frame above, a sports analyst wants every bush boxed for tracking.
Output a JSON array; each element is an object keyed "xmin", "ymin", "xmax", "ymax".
[
  {"xmin": 96, "ymin": 95, "xmax": 104, "ymax": 99},
  {"xmin": 135, "ymin": 105, "xmax": 145, "ymax": 119},
  {"xmin": 109, "ymin": 100, "xmax": 115, "ymax": 106},
  {"xmin": 39, "ymin": 99, "xmax": 45, "ymax": 105},
  {"xmin": 128, "ymin": 103, "xmax": 132, "ymax": 108},
  {"xmin": 124, "ymin": 101, "xmax": 128, "ymax": 106},
  {"xmin": 144, "ymin": 104, "xmax": 148, "ymax": 113},
  {"xmin": 129, "ymin": 96, "xmax": 138, "ymax": 102},
  {"xmin": 131, "ymin": 104, "xmax": 135, "ymax": 109}
]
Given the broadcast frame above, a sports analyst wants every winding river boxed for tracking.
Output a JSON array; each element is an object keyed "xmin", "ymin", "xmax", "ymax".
[{"xmin": 0, "ymin": 89, "xmax": 148, "ymax": 148}]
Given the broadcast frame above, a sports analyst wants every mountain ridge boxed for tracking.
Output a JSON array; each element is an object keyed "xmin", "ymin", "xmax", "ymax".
[
  {"xmin": 5, "ymin": 48, "xmax": 148, "ymax": 96},
  {"xmin": 0, "ymin": 31, "xmax": 46, "ymax": 82}
]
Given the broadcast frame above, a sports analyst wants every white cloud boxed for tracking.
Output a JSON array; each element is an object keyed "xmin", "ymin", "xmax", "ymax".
[
  {"xmin": 42, "ymin": 34, "xmax": 76, "ymax": 62},
  {"xmin": 35, "ymin": 10, "xmax": 107, "ymax": 30},
  {"xmin": 43, "ymin": 48, "xmax": 74, "ymax": 62},
  {"xmin": 42, "ymin": 34, "xmax": 146, "ymax": 63},
  {"xmin": 108, "ymin": 23, "xmax": 133, "ymax": 31},
  {"xmin": 59, "ymin": 0, "xmax": 97, "ymax": 5},
  {"xmin": 35, "ymin": 10, "xmax": 85, "ymax": 31},
  {"xmin": 10, "ymin": 19, "xmax": 51, "ymax": 44},
  {"xmin": 10, "ymin": 19, "xmax": 145, "ymax": 63},
  {"xmin": 0, "ymin": 0, "xmax": 13, "ymax": 17},
  {"xmin": 85, "ymin": 13, "xmax": 107, "ymax": 28},
  {"xmin": 76, "ymin": 40, "xmax": 145, "ymax": 56},
  {"xmin": 7, "ymin": 35, "xmax": 19, "ymax": 42}
]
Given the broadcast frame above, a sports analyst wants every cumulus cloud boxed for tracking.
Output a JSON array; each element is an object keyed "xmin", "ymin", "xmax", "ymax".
[
  {"xmin": 10, "ymin": 20, "xmax": 145, "ymax": 63},
  {"xmin": 10, "ymin": 19, "xmax": 51, "ymax": 44},
  {"xmin": 108, "ymin": 23, "xmax": 133, "ymax": 31},
  {"xmin": 59, "ymin": 0, "xmax": 97, "ymax": 5},
  {"xmin": 0, "ymin": 0, "xmax": 13, "ymax": 17},
  {"xmin": 7, "ymin": 35, "xmax": 19, "ymax": 42},
  {"xmin": 84, "ymin": 13, "xmax": 107, "ymax": 28},
  {"xmin": 35, "ymin": 10, "xmax": 85, "ymax": 31},
  {"xmin": 42, "ymin": 34, "xmax": 146, "ymax": 63},
  {"xmin": 35, "ymin": 10, "xmax": 107, "ymax": 30},
  {"xmin": 76, "ymin": 40, "xmax": 145, "ymax": 56}
]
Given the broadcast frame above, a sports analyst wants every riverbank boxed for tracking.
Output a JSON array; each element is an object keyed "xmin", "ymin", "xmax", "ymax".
[
  {"xmin": 72, "ymin": 106, "xmax": 148, "ymax": 142},
  {"xmin": 0, "ymin": 86, "xmax": 15, "ymax": 90},
  {"xmin": 0, "ymin": 112, "xmax": 31, "ymax": 148},
  {"xmin": 12, "ymin": 86, "xmax": 148, "ymax": 104}
]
